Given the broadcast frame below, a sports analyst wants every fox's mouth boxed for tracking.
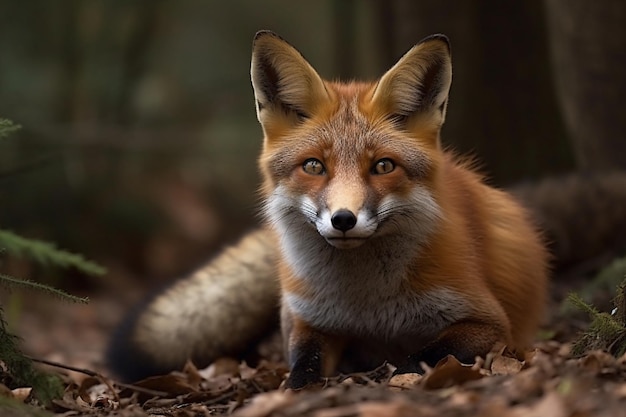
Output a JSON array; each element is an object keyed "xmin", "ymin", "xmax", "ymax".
[{"xmin": 325, "ymin": 236, "xmax": 368, "ymax": 249}]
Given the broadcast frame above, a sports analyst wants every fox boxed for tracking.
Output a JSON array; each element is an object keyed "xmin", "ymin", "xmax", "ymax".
[
  {"xmin": 250, "ymin": 31, "xmax": 548, "ymax": 388},
  {"xmin": 108, "ymin": 31, "xmax": 552, "ymax": 387}
]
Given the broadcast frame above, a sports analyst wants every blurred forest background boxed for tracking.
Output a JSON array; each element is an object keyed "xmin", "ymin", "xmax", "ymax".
[{"xmin": 0, "ymin": 0, "xmax": 625, "ymax": 311}]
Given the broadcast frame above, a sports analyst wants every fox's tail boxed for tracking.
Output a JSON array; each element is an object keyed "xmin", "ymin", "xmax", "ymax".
[
  {"xmin": 512, "ymin": 171, "xmax": 626, "ymax": 273},
  {"xmin": 106, "ymin": 171, "xmax": 626, "ymax": 381},
  {"xmin": 105, "ymin": 228, "xmax": 280, "ymax": 382}
]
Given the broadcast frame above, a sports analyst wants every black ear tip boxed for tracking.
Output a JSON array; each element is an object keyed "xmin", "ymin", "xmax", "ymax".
[
  {"xmin": 419, "ymin": 34, "xmax": 451, "ymax": 52},
  {"xmin": 253, "ymin": 30, "xmax": 284, "ymax": 45},
  {"xmin": 254, "ymin": 30, "xmax": 275, "ymax": 40}
]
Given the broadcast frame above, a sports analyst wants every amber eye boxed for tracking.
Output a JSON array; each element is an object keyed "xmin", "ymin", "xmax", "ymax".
[
  {"xmin": 303, "ymin": 158, "xmax": 325, "ymax": 175},
  {"xmin": 372, "ymin": 158, "xmax": 395, "ymax": 175}
]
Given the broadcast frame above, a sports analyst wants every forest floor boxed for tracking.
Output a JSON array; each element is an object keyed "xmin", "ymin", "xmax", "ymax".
[{"xmin": 5, "ymin": 266, "xmax": 626, "ymax": 417}]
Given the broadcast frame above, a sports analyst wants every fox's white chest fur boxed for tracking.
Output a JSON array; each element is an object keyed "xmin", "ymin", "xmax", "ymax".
[{"xmin": 279, "ymin": 224, "xmax": 471, "ymax": 340}]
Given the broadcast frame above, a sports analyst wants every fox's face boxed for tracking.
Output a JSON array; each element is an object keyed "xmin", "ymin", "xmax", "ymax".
[{"xmin": 251, "ymin": 31, "xmax": 451, "ymax": 250}]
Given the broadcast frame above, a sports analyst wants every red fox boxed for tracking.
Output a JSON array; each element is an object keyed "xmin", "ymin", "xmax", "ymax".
[
  {"xmin": 248, "ymin": 31, "xmax": 548, "ymax": 388},
  {"xmin": 110, "ymin": 31, "xmax": 617, "ymax": 385}
]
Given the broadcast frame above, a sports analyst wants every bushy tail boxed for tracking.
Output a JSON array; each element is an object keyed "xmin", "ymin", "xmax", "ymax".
[
  {"xmin": 512, "ymin": 171, "xmax": 626, "ymax": 273},
  {"xmin": 106, "ymin": 228, "xmax": 280, "ymax": 381}
]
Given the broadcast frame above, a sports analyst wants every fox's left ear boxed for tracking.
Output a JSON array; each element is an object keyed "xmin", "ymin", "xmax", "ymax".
[
  {"xmin": 371, "ymin": 34, "xmax": 452, "ymax": 129},
  {"xmin": 251, "ymin": 31, "xmax": 330, "ymax": 133}
]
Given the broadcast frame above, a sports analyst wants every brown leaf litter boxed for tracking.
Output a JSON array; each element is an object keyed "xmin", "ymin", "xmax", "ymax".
[{"xmin": 7, "ymin": 341, "xmax": 626, "ymax": 416}]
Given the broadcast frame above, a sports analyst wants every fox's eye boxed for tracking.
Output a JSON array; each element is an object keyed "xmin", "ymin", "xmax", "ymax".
[
  {"xmin": 372, "ymin": 158, "xmax": 395, "ymax": 175},
  {"xmin": 303, "ymin": 158, "xmax": 325, "ymax": 175}
]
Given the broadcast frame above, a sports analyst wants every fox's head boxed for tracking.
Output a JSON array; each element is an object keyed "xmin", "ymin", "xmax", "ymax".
[{"xmin": 251, "ymin": 31, "xmax": 451, "ymax": 250}]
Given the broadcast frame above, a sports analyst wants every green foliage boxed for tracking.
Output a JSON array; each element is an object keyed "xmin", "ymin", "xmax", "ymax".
[
  {"xmin": 0, "ymin": 119, "xmax": 21, "ymax": 139},
  {"xmin": 0, "ymin": 230, "xmax": 106, "ymax": 277},
  {"xmin": 0, "ymin": 309, "xmax": 63, "ymax": 406},
  {"xmin": 0, "ymin": 118, "xmax": 100, "ymax": 406},
  {"xmin": 595, "ymin": 257, "xmax": 626, "ymax": 293},
  {"xmin": 569, "ymin": 282, "xmax": 626, "ymax": 357},
  {"xmin": 0, "ymin": 274, "xmax": 88, "ymax": 304},
  {"xmin": 564, "ymin": 257, "xmax": 626, "ymax": 310}
]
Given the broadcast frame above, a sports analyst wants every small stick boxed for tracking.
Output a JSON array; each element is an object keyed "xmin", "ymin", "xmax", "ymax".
[{"xmin": 27, "ymin": 356, "xmax": 168, "ymax": 398}]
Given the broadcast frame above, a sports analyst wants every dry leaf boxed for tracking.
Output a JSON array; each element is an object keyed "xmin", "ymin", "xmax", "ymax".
[
  {"xmin": 511, "ymin": 391, "xmax": 566, "ymax": 417},
  {"xmin": 77, "ymin": 376, "xmax": 101, "ymax": 403},
  {"xmin": 251, "ymin": 361, "xmax": 289, "ymax": 391},
  {"xmin": 388, "ymin": 373, "xmax": 421, "ymax": 391},
  {"xmin": 614, "ymin": 382, "xmax": 626, "ymax": 398},
  {"xmin": 199, "ymin": 357, "xmax": 241, "ymax": 380},
  {"xmin": 232, "ymin": 390, "xmax": 296, "ymax": 417},
  {"xmin": 421, "ymin": 355, "xmax": 484, "ymax": 390},
  {"xmin": 491, "ymin": 354, "xmax": 524, "ymax": 375},
  {"xmin": 119, "ymin": 372, "xmax": 199, "ymax": 403},
  {"xmin": 182, "ymin": 359, "xmax": 203, "ymax": 389},
  {"xmin": 579, "ymin": 350, "xmax": 615, "ymax": 373},
  {"xmin": 10, "ymin": 387, "xmax": 31, "ymax": 402}
]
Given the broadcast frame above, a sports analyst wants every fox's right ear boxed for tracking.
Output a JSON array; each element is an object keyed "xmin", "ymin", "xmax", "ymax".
[
  {"xmin": 371, "ymin": 34, "xmax": 452, "ymax": 133},
  {"xmin": 251, "ymin": 31, "xmax": 330, "ymax": 132}
]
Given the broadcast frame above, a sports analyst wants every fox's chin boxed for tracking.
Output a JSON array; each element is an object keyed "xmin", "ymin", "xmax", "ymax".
[{"xmin": 325, "ymin": 237, "xmax": 368, "ymax": 249}]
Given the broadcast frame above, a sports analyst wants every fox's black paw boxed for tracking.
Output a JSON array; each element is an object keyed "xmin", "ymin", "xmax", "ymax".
[
  {"xmin": 393, "ymin": 356, "xmax": 428, "ymax": 376},
  {"xmin": 284, "ymin": 368, "xmax": 322, "ymax": 390}
]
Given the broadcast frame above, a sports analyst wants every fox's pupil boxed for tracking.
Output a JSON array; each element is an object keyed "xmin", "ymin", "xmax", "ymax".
[
  {"xmin": 303, "ymin": 159, "xmax": 325, "ymax": 175},
  {"xmin": 374, "ymin": 159, "xmax": 395, "ymax": 175}
]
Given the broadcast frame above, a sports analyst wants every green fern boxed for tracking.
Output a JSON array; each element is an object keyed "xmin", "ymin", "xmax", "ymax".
[{"xmin": 0, "ymin": 230, "xmax": 106, "ymax": 277}]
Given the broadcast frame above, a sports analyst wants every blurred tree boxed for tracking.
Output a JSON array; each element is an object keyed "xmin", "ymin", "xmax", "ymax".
[
  {"xmin": 2, "ymin": 0, "xmax": 622, "ymax": 289},
  {"xmin": 332, "ymin": 0, "xmax": 357, "ymax": 79},
  {"xmin": 545, "ymin": 0, "xmax": 626, "ymax": 171},
  {"xmin": 391, "ymin": 0, "xmax": 575, "ymax": 184},
  {"xmin": 55, "ymin": 1, "xmax": 162, "ymax": 126}
]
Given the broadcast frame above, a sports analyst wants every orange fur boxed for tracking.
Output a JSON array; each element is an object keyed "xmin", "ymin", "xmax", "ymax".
[{"xmin": 251, "ymin": 31, "xmax": 548, "ymax": 389}]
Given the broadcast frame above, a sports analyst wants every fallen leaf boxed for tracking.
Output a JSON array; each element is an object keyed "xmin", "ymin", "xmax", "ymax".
[
  {"xmin": 0, "ymin": 384, "xmax": 14, "ymax": 398},
  {"xmin": 388, "ymin": 373, "xmax": 421, "ymax": 391},
  {"xmin": 421, "ymin": 355, "xmax": 484, "ymax": 390},
  {"xmin": 119, "ymin": 373, "xmax": 199, "ymax": 403},
  {"xmin": 232, "ymin": 390, "xmax": 296, "ymax": 417},
  {"xmin": 182, "ymin": 359, "xmax": 203, "ymax": 389},
  {"xmin": 199, "ymin": 357, "xmax": 241, "ymax": 380},
  {"xmin": 251, "ymin": 361, "xmax": 289, "ymax": 391},
  {"xmin": 10, "ymin": 387, "xmax": 31, "ymax": 402},
  {"xmin": 511, "ymin": 391, "xmax": 566, "ymax": 417},
  {"xmin": 491, "ymin": 354, "xmax": 524, "ymax": 375},
  {"xmin": 578, "ymin": 350, "xmax": 615, "ymax": 373}
]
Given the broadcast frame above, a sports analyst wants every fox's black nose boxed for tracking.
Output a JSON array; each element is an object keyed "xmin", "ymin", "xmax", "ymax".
[{"xmin": 331, "ymin": 209, "xmax": 357, "ymax": 232}]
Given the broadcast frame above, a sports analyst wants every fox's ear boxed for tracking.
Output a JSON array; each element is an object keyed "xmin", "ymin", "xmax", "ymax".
[
  {"xmin": 251, "ymin": 31, "xmax": 330, "ymax": 130},
  {"xmin": 371, "ymin": 34, "xmax": 452, "ymax": 129}
]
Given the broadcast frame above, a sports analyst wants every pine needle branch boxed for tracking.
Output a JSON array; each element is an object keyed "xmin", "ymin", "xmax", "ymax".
[
  {"xmin": 0, "ymin": 229, "xmax": 106, "ymax": 276},
  {"xmin": 568, "ymin": 292, "xmax": 600, "ymax": 317},
  {"xmin": 568, "ymin": 286, "xmax": 626, "ymax": 357},
  {"xmin": 0, "ymin": 273, "xmax": 88, "ymax": 304}
]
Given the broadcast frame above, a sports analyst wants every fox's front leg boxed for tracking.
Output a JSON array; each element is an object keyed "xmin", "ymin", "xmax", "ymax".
[
  {"xmin": 400, "ymin": 320, "xmax": 509, "ymax": 373},
  {"xmin": 281, "ymin": 305, "xmax": 344, "ymax": 389}
]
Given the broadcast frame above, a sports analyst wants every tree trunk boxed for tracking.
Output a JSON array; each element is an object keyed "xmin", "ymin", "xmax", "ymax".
[{"xmin": 544, "ymin": 0, "xmax": 626, "ymax": 171}]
